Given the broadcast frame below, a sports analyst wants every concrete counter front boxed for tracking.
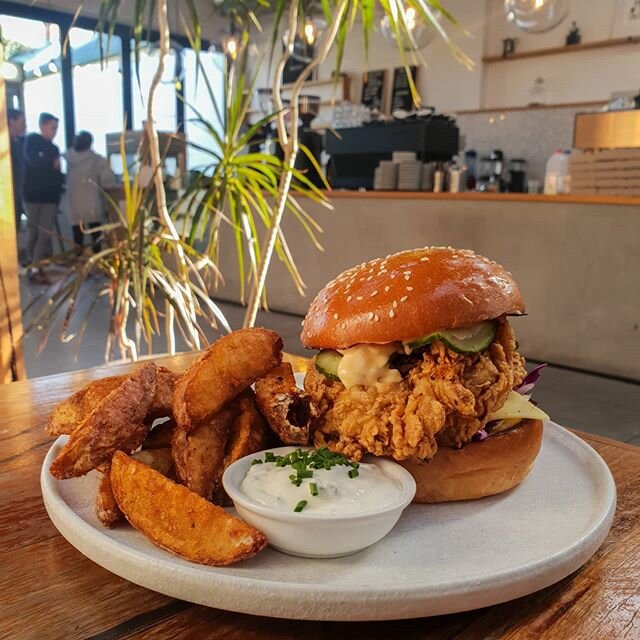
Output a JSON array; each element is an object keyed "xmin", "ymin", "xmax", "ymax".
[{"xmin": 215, "ymin": 192, "xmax": 640, "ymax": 380}]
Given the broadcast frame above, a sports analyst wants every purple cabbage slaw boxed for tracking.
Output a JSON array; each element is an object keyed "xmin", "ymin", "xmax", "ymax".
[
  {"xmin": 473, "ymin": 363, "xmax": 547, "ymax": 441},
  {"xmin": 514, "ymin": 363, "xmax": 547, "ymax": 397}
]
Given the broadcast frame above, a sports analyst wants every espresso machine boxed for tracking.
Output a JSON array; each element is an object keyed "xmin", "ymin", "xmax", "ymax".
[{"xmin": 296, "ymin": 95, "xmax": 324, "ymax": 188}]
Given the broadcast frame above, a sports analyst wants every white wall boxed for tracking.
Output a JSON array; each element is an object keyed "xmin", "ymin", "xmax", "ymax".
[{"xmin": 482, "ymin": 0, "xmax": 640, "ymax": 108}]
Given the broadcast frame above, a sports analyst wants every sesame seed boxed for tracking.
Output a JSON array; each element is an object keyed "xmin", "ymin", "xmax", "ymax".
[
  {"xmin": 384, "ymin": 286, "xmax": 390, "ymax": 292},
  {"xmin": 357, "ymin": 296, "xmax": 363, "ymax": 301},
  {"xmin": 390, "ymin": 274, "xmax": 396, "ymax": 279},
  {"xmin": 333, "ymin": 313, "xmax": 339, "ymax": 320},
  {"xmin": 400, "ymin": 296, "xmax": 408, "ymax": 303},
  {"xmin": 367, "ymin": 311, "xmax": 374, "ymax": 320},
  {"xmin": 371, "ymin": 290, "xmax": 378, "ymax": 297},
  {"xmin": 366, "ymin": 276, "xmax": 373, "ymax": 281},
  {"xmin": 393, "ymin": 300, "xmax": 398, "ymax": 308},
  {"xmin": 347, "ymin": 295, "xmax": 352, "ymax": 302},
  {"xmin": 389, "ymin": 309, "xmax": 395, "ymax": 318},
  {"xmin": 406, "ymin": 286, "xmax": 413, "ymax": 291},
  {"xmin": 404, "ymin": 275, "xmax": 410, "ymax": 280},
  {"xmin": 403, "ymin": 271, "xmax": 411, "ymax": 275},
  {"xmin": 373, "ymin": 314, "xmax": 379, "ymax": 322},
  {"xmin": 420, "ymin": 257, "xmax": 429, "ymax": 262}
]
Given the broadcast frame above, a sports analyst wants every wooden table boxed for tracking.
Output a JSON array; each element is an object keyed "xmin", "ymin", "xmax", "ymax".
[{"xmin": 1, "ymin": 354, "xmax": 639, "ymax": 640}]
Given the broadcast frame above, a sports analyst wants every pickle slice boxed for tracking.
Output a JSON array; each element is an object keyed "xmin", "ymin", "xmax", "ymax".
[
  {"xmin": 405, "ymin": 321, "xmax": 497, "ymax": 354},
  {"xmin": 315, "ymin": 350, "xmax": 342, "ymax": 381}
]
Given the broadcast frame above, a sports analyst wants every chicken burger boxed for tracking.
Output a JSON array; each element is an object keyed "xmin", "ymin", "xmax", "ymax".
[{"xmin": 301, "ymin": 247, "xmax": 549, "ymax": 503}]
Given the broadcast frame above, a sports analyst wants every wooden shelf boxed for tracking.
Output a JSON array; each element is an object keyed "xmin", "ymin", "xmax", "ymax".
[
  {"xmin": 455, "ymin": 101, "xmax": 607, "ymax": 115},
  {"xmin": 482, "ymin": 36, "xmax": 640, "ymax": 63},
  {"xmin": 280, "ymin": 75, "xmax": 347, "ymax": 90}
]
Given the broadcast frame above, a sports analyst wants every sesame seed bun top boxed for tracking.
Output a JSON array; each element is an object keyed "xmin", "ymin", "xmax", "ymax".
[{"xmin": 300, "ymin": 247, "xmax": 525, "ymax": 349}]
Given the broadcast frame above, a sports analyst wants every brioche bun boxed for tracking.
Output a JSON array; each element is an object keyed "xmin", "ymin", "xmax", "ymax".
[
  {"xmin": 399, "ymin": 419, "xmax": 543, "ymax": 503},
  {"xmin": 301, "ymin": 247, "xmax": 525, "ymax": 350}
]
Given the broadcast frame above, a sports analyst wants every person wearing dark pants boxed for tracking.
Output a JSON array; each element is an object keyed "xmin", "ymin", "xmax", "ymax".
[
  {"xmin": 72, "ymin": 222, "xmax": 101, "ymax": 253},
  {"xmin": 23, "ymin": 112, "xmax": 64, "ymax": 284},
  {"xmin": 63, "ymin": 131, "xmax": 115, "ymax": 255}
]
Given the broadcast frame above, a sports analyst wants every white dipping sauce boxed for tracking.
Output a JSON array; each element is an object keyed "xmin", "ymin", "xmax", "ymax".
[{"xmin": 241, "ymin": 459, "xmax": 403, "ymax": 515}]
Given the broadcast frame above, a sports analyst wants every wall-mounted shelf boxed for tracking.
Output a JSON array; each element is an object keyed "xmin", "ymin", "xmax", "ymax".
[
  {"xmin": 455, "ymin": 101, "xmax": 607, "ymax": 115},
  {"xmin": 482, "ymin": 36, "xmax": 640, "ymax": 64}
]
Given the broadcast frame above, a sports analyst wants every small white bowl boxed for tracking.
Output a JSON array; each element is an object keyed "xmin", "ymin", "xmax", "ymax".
[{"xmin": 222, "ymin": 446, "xmax": 416, "ymax": 558}]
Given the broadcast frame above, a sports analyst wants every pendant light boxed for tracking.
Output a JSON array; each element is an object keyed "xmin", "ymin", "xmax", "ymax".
[{"xmin": 504, "ymin": 0, "xmax": 569, "ymax": 34}]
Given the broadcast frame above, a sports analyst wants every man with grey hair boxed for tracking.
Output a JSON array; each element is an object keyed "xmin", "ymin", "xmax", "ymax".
[{"xmin": 23, "ymin": 112, "xmax": 64, "ymax": 284}]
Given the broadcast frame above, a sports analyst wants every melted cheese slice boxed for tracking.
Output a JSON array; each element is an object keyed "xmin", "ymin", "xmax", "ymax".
[
  {"xmin": 487, "ymin": 391, "xmax": 550, "ymax": 422},
  {"xmin": 337, "ymin": 343, "xmax": 402, "ymax": 389}
]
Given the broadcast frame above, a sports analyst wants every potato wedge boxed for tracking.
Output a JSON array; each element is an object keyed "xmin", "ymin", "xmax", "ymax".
[
  {"xmin": 96, "ymin": 466, "xmax": 122, "ymax": 527},
  {"xmin": 171, "ymin": 406, "xmax": 235, "ymax": 500},
  {"xmin": 255, "ymin": 363, "xmax": 318, "ymax": 445},
  {"xmin": 96, "ymin": 448, "xmax": 176, "ymax": 528},
  {"xmin": 132, "ymin": 448, "xmax": 175, "ymax": 478},
  {"xmin": 49, "ymin": 363, "xmax": 157, "ymax": 479},
  {"xmin": 142, "ymin": 419, "xmax": 175, "ymax": 450},
  {"xmin": 213, "ymin": 390, "xmax": 268, "ymax": 505},
  {"xmin": 46, "ymin": 375, "xmax": 127, "ymax": 436},
  {"xmin": 110, "ymin": 451, "xmax": 267, "ymax": 566},
  {"xmin": 148, "ymin": 366, "xmax": 180, "ymax": 419},
  {"xmin": 224, "ymin": 390, "xmax": 268, "ymax": 468},
  {"xmin": 173, "ymin": 328, "xmax": 282, "ymax": 432}
]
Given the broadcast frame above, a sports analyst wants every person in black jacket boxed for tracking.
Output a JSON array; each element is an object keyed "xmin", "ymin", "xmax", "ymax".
[{"xmin": 23, "ymin": 112, "xmax": 64, "ymax": 283}]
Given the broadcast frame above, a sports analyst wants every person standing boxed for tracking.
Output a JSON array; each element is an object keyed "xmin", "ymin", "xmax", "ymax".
[
  {"xmin": 23, "ymin": 112, "xmax": 64, "ymax": 283},
  {"xmin": 7, "ymin": 109, "xmax": 26, "ymax": 230},
  {"xmin": 63, "ymin": 131, "xmax": 115, "ymax": 253}
]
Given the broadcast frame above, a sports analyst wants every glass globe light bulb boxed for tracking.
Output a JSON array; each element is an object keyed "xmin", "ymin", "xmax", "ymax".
[
  {"xmin": 380, "ymin": 8, "xmax": 438, "ymax": 51},
  {"xmin": 504, "ymin": 0, "xmax": 569, "ymax": 34}
]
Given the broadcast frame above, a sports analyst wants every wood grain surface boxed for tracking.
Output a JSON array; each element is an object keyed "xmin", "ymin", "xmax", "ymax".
[{"xmin": 0, "ymin": 354, "xmax": 638, "ymax": 640}]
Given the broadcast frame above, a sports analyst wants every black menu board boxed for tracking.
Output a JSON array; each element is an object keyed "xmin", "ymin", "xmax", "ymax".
[
  {"xmin": 391, "ymin": 66, "xmax": 418, "ymax": 112},
  {"xmin": 361, "ymin": 69, "xmax": 386, "ymax": 111}
]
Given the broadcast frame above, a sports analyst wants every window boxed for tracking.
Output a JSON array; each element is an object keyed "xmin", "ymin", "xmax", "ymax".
[
  {"xmin": 131, "ymin": 43, "xmax": 177, "ymax": 132},
  {"xmin": 182, "ymin": 48, "xmax": 225, "ymax": 172},
  {"xmin": 2, "ymin": 15, "xmax": 67, "ymax": 149},
  {"xmin": 70, "ymin": 27, "xmax": 124, "ymax": 156}
]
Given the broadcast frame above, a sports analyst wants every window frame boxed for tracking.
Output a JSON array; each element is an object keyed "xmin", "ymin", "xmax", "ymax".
[{"xmin": 0, "ymin": 0, "xmax": 208, "ymax": 148}]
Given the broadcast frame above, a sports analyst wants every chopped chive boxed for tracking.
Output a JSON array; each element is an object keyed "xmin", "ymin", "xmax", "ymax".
[
  {"xmin": 309, "ymin": 482, "xmax": 319, "ymax": 496},
  {"xmin": 294, "ymin": 500, "xmax": 308, "ymax": 512},
  {"xmin": 348, "ymin": 468, "xmax": 359, "ymax": 478},
  {"xmin": 251, "ymin": 459, "xmax": 263, "ymax": 466},
  {"xmin": 297, "ymin": 468, "xmax": 313, "ymax": 479},
  {"xmin": 264, "ymin": 452, "xmax": 276, "ymax": 462}
]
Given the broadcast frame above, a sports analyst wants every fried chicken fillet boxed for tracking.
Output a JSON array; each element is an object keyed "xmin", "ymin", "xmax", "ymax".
[{"xmin": 305, "ymin": 319, "xmax": 525, "ymax": 462}]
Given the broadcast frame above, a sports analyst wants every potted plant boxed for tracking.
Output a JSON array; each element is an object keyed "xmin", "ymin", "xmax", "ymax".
[{"xmin": 26, "ymin": 0, "xmax": 469, "ymax": 362}]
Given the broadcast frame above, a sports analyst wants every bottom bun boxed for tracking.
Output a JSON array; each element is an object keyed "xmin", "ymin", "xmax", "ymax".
[{"xmin": 399, "ymin": 419, "xmax": 543, "ymax": 503}]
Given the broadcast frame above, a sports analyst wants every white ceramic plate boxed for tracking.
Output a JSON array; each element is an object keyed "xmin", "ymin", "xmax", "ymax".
[{"xmin": 41, "ymin": 421, "xmax": 615, "ymax": 621}]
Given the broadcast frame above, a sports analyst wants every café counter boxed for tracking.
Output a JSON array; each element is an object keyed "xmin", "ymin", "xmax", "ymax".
[{"xmin": 215, "ymin": 190, "xmax": 640, "ymax": 381}]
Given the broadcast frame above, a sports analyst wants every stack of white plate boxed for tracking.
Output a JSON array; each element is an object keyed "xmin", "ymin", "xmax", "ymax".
[
  {"xmin": 398, "ymin": 160, "xmax": 423, "ymax": 191},
  {"xmin": 374, "ymin": 161, "xmax": 398, "ymax": 190},
  {"xmin": 392, "ymin": 151, "xmax": 417, "ymax": 163}
]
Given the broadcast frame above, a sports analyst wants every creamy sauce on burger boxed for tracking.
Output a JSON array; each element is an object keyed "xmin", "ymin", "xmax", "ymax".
[
  {"xmin": 337, "ymin": 343, "xmax": 402, "ymax": 389},
  {"xmin": 241, "ymin": 449, "xmax": 403, "ymax": 515}
]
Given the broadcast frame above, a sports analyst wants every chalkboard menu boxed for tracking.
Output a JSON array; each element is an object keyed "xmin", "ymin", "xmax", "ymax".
[
  {"xmin": 391, "ymin": 66, "xmax": 418, "ymax": 112},
  {"xmin": 361, "ymin": 69, "xmax": 386, "ymax": 111}
]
